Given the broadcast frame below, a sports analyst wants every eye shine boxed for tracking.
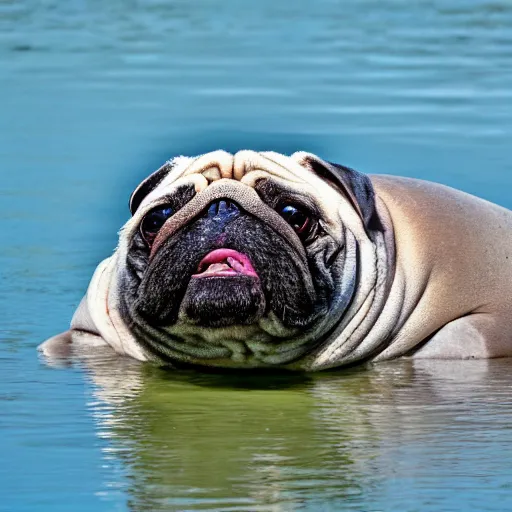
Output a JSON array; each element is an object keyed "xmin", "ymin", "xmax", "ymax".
[
  {"xmin": 279, "ymin": 204, "xmax": 312, "ymax": 238},
  {"xmin": 140, "ymin": 205, "xmax": 174, "ymax": 245}
]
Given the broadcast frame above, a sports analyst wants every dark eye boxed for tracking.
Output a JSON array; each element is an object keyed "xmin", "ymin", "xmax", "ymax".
[
  {"xmin": 140, "ymin": 205, "xmax": 174, "ymax": 245},
  {"xmin": 279, "ymin": 204, "xmax": 313, "ymax": 239}
]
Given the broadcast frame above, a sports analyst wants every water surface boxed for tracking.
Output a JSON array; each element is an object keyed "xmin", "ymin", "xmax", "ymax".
[{"xmin": 2, "ymin": 1, "xmax": 512, "ymax": 510}]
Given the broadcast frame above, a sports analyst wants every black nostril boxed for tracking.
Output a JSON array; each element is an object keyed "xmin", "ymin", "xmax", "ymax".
[
  {"xmin": 207, "ymin": 202, "xmax": 219, "ymax": 217},
  {"xmin": 218, "ymin": 200, "xmax": 228, "ymax": 214},
  {"xmin": 206, "ymin": 199, "xmax": 240, "ymax": 220}
]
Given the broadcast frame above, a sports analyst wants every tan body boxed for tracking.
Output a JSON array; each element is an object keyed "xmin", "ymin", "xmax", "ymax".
[
  {"xmin": 38, "ymin": 150, "xmax": 512, "ymax": 369},
  {"xmin": 371, "ymin": 175, "xmax": 512, "ymax": 360}
]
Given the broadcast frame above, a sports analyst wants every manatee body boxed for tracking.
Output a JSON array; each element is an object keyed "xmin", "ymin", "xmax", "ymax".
[{"xmin": 40, "ymin": 151, "xmax": 512, "ymax": 370}]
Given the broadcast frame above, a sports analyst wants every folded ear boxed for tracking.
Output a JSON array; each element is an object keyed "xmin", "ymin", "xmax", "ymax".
[
  {"xmin": 129, "ymin": 161, "xmax": 174, "ymax": 215},
  {"xmin": 292, "ymin": 152, "xmax": 382, "ymax": 233}
]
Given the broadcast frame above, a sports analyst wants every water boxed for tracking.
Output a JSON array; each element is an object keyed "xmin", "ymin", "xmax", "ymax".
[{"xmin": 1, "ymin": 0, "xmax": 512, "ymax": 510}]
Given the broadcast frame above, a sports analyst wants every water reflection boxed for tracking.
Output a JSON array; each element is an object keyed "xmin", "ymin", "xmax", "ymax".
[
  {"xmin": 72, "ymin": 348, "xmax": 512, "ymax": 511},
  {"xmin": 80, "ymin": 351, "xmax": 361, "ymax": 510}
]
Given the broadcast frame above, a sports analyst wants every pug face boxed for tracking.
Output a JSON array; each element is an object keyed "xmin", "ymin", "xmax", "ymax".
[{"xmin": 112, "ymin": 150, "xmax": 385, "ymax": 369}]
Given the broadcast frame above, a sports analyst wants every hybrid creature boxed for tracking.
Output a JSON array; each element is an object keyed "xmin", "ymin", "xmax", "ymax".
[{"xmin": 40, "ymin": 150, "xmax": 512, "ymax": 370}]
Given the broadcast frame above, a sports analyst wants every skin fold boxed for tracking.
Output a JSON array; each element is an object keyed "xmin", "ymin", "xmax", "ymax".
[{"xmin": 39, "ymin": 150, "xmax": 512, "ymax": 371}]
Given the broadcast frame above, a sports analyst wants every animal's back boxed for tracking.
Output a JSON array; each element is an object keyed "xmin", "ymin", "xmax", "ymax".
[{"xmin": 370, "ymin": 175, "xmax": 512, "ymax": 359}]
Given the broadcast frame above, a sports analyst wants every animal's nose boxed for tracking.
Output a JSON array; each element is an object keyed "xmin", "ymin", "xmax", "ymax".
[{"xmin": 206, "ymin": 199, "xmax": 240, "ymax": 220}]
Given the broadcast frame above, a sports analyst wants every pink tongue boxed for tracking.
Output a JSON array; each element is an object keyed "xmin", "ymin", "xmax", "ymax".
[{"xmin": 193, "ymin": 249, "xmax": 258, "ymax": 278}]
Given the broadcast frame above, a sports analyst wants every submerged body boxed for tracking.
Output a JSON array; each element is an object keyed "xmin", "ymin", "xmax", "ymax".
[{"xmin": 40, "ymin": 150, "xmax": 512, "ymax": 370}]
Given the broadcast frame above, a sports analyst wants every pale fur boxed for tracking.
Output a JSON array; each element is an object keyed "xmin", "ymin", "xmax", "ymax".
[{"xmin": 39, "ymin": 151, "xmax": 512, "ymax": 369}]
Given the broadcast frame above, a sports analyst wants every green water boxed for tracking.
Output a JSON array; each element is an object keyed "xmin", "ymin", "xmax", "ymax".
[
  {"xmin": 77, "ymin": 353, "xmax": 512, "ymax": 511},
  {"xmin": 2, "ymin": 0, "xmax": 512, "ymax": 510}
]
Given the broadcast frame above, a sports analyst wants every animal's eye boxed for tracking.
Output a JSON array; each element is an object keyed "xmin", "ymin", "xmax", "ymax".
[
  {"xmin": 278, "ymin": 204, "xmax": 313, "ymax": 239},
  {"xmin": 140, "ymin": 205, "xmax": 174, "ymax": 245}
]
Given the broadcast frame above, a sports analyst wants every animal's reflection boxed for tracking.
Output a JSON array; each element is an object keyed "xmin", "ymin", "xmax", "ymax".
[{"xmin": 43, "ymin": 345, "xmax": 508, "ymax": 511}]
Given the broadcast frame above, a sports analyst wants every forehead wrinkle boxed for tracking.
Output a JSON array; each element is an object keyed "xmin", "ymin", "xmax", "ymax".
[
  {"xmin": 266, "ymin": 151, "xmax": 343, "ymax": 196},
  {"xmin": 153, "ymin": 151, "xmax": 315, "ymax": 195},
  {"xmin": 183, "ymin": 150, "xmax": 235, "ymax": 179},
  {"xmin": 259, "ymin": 151, "xmax": 319, "ymax": 183},
  {"xmin": 150, "ymin": 151, "xmax": 232, "ymax": 192},
  {"xmin": 232, "ymin": 150, "xmax": 306, "ymax": 184}
]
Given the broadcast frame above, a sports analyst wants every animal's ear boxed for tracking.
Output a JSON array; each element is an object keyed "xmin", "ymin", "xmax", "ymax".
[
  {"xmin": 129, "ymin": 162, "xmax": 174, "ymax": 215},
  {"xmin": 293, "ymin": 152, "xmax": 382, "ymax": 232}
]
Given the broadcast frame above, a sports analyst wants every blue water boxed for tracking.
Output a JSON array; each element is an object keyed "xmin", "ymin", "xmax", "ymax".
[{"xmin": 2, "ymin": 1, "xmax": 512, "ymax": 510}]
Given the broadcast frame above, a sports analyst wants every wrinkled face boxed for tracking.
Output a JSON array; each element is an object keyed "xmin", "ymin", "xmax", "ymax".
[{"xmin": 116, "ymin": 150, "xmax": 375, "ymax": 368}]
